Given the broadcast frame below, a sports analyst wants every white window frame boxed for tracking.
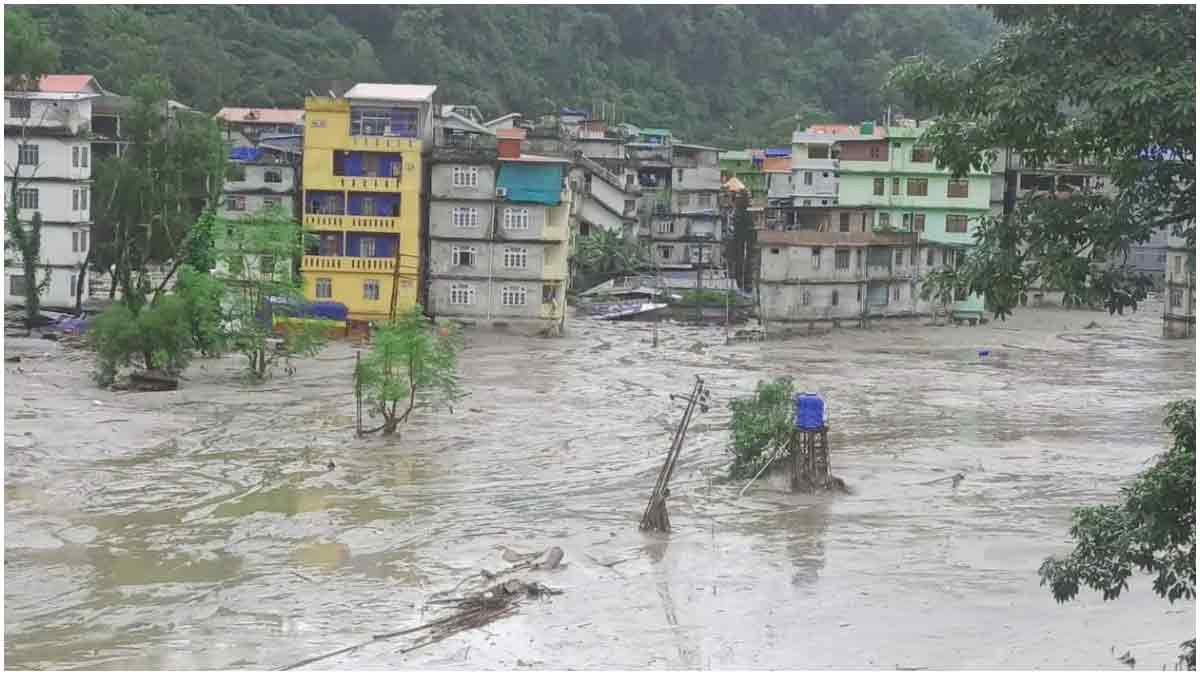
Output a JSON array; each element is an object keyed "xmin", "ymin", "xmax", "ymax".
[
  {"xmin": 452, "ymin": 166, "xmax": 479, "ymax": 188},
  {"xmin": 811, "ymin": 247, "xmax": 822, "ymax": 270},
  {"xmin": 17, "ymin": 144, "xmax": 37, "ymax": 166},
  {"xmin": 804, "ymin": 171, "xmax": 813, "ymax": 186},
  {"xmin": 315, "ymin": 277, "xmax": 333, "ymax": 299},
  {"xmin": 80, "ymin": 146, "xmax": 89, "ymax": 168},
  {"xmin": 658, "ymin": 245, "xmax": 672, "ymax": 260},
  {"xmin": 503, "ymin": 246, "xmax": 528, "ymax": 270},
  {"xmin": 72, "ymin": 146, "xmax": 80, "ymax": 168},
  {"xmin": 801, "ymin": 289, "xmax": 811, "ymax": 305},
  {"xmin": 501, "ymin": 285, "xmax": 527, "ymax": 307},
  {"xmin": 16, "ymin": 188, "xmax": 37, "ymax": 210},
  {"xmin": 226, "ymin": 195, "xmax": 246, "ymax": 212},
  {"xmin": 264, "ymin": 169, "xmax": 283, "ymax": 184},
  {"xmin": 656, "ymin": 220, "xmax": 675, "ymax": 234},
  {"xmin": 452, "ymin": 206, "xmax": 479, "ymax": 228},
  {"xmin": 263, "ymin": 197, "xmax": 280, "ymax": 209},
  {"xmin": 363, "ymin": 278, "xmax": 381, "ymax": 301},
  {"xmin": 9, "ymin": 274, "xmax": 26, "ymax": 295},
  {"xmin": 80, "ymin": 186, "xmax": 88, "ymax": 212},
  {"xmin": 451, "ymin": 245, "xmax": 477, "ymax": 267},
  {"xmin": 360, "ymin": 237, "xmax": 377, "ymax": 257},
  {"xmin": 503, "ymin": 207, "xmax": 530, "ymax": 230},
  {"xmin": 450, "ymin": 283, "xmax": 476, "ymax": 305}
]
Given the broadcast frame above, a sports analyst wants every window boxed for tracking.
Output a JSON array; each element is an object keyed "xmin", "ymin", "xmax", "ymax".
[
  {"xmin": 542, "ymin": 284, "xmax": 558, "ymax": 304},
  {"xmin": 869, "ymin": 145, "xmax": 882, "ymax": 160},
  {"xmin": 878, "ymin": 212, "xmax": 891, "ymax": 228},
  {"xmin": 911, "ymin": 147, "xmax": 932, "ymax": 163},
  {"xmin": 315, "ymin": 278, "xmax": 332, "ymax": 299},
  {"xmin": 79, "ymin": 187, "xmax": 88, "ymax": 211},
  {"xmin": 360, "ymin": 197, "xmax": 376, "ymax": 216},
  {"xmin": 263, "ymin": 197, "xmax": 280, "ymax": 209},
  {"xmin": 452, "ymin": 246, "xmax": 477, "ymax": 267},
  {"xmin": 811, "ymin": 247, "xmax": 822, "ymax": 270},
  {"xmin": 892, "ymin": 177, "xmax": 900, "ymax": 195},
  {"xmin": 80, "ymin": 147, "xmax": 88, "ymax": 168},
  {"xmin": 1170, "ymin": 289, "xmax": 1183, "ymax": 307},
  {"xmin": 226, "ymin": 195, "xmax": 246, "ymax": 212},
  {"xmin": 452, "ymin": 166, "xmax": 479, "ymax": 188},
  {"xmin": 73, "ymin": 147, "xmax": 80, "ymax": 168},
  {"xmin": 945, "ymin": 215, "xmax": 969, "ymax": 233},
  {"xmin": 656, "ymin": 220, "xmax": 675, "ymax": 234},
  {"xmin": 914, "ymin": 213, "xmax": 926, "ymax": 232},
  {"xmin": 902, "ymin": 213, "xmax": 912, "ymax": 230},
  {"xmin": 363, "ymin": 279, "xmax": 380, "ymax": 301},
  {"xmin": 452, "ymin": 207, "xmax": 479, "ymax": 228},
  {"xmin": 907, "ymin": 178, "xmax": 928, "ymax": 196},
  {"xmin": 927, "ymin": 249, "xmax": 935, "ymax": 267},
  {"xmin": 360, "ymin": 237, "xmax": 377, "ymax": 257},
  {"xmin": 698, "ymin": 193, "xmax": 713, "ymax": 208},
  {"xmin": 801, "ymin": 289, "xmax": 811, "ymax": 305},
  {"xmin": 17, "ymin": 144, "xmax": 37, "ymax": 166},
  {"xmin": 10, "ymin": 99, "xmax": 31, "ymax": 119},
  {"xmin": 70, "ymin": 274, "xmax": 77, "ymax": 294},
  {"xmin": 501, "ymin": 286, "xmax": 527, "ymax": 306},
  {"xmin": 351, "ymin": 109, "xmax": 390, "ymax": 136},
  {"xmin": 264, "ymin": 169, "xmax": 283, "ymax": 184},
  {"xmin": 857, "ymin": 287, "xmax": 862, "ymax": 302},
  {"xmin": 450, "ymin": 283, "xmax": 476, "ymax": 305},
  {"xmin": 1175, "ymin": 256, "xmax": 1183, "ymax": 273},
  {"xmin": 895, "ymin": 249, "xmax": 904, "ymax": 266},
  {"xmin": 873, "ymin": 178, "xmax": 885, "ymax": 196},
  {"xmin": 9, "ymin": 274, "xmax": 26, "ymax": 295},
  {"xmin": 503, "ymin": 247, "xmax": 528, "ymax": 269},
  {"xmin": 804, "ymin": 172, "xmax": 813, "ymax": 186},
  {"xmin": 504, "ymin": 207, "xmax": 530, "ymax": 230},
  {"xmin": 835, "ymin": 249, "xmax": 850, "ymax": 270},
  {"xmin": 73, "ymin": 189, "xmax": 79, "ymax": 211},
  {"xmin": 808, "ymin": 145, "xmax": 829, "ymax": 159},
  {"xmin": 260, "ymin": 255, "xmax": 275, "ymax": 276},
  {"xmin": 72, "ymin": 230, "xmax": 89, "ymax": 252},
  {"xmin": 947, "ymin": 179, "xmax": 969, "ymax": 198},
  {"xmin": 839, "ymin": 212, "xmax": 851, "ymax": 233},
  {"xmin": 15, "ymin": 188, "xmax": 37, "ymax": 210},
  {"xmin": 893, "ymin": 285, "xmax": 901, "ymax": 301},
  {"xmin": 770, "ymin": 248, "xmax": 781, "ymax": 255},
  {"xmin": 624, "ymin": 199, "xmax": 635, "ymax": 214},
  {"xmin": 659, "ymin": 245, "xmax": 673, "ymax": 260},
  {"xmin": 678, "ymin": 193, "xmax": 691, "ymax": 207},
  {"xmin": 831, "ymin": 289, "xmax": 839, "ymax": 306},
  {"xmin": 802, "ymin": 199, "xmax": 812, "ymax": 207},
  {"xmin": 856, "ymin": 249, "xmax": 863, "ymax": 269},
  {"xmin": 677, "ymin": 169, "xmax": 684, "ymax": 183}
]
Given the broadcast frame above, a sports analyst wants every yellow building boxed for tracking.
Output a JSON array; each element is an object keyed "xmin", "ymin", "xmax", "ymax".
[{"xmin": 300, "ymin": 84, "xmax": 437, "ymax": 322}]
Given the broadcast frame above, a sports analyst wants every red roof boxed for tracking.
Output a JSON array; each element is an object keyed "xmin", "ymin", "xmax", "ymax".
[
  {"xmin": 215, "ymin": 107, "xmax": 304, "ymax": 125},
  {"xmin": 36, "ymin": 74, "xmax": 101, "ymax": 93}
]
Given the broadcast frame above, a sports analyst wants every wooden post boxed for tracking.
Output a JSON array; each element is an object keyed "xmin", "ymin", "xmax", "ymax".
[{"xmin": 354, "ymin": 350, "xmax": 363, "ymax": 437}]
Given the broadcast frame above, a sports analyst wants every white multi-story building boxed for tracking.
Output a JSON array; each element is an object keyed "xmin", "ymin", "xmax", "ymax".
[{"xmin": 4, "ymin": 75, "xmax": 108, "ymax": 308}]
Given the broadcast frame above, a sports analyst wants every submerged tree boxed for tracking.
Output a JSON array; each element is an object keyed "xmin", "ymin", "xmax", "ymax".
[
  {"xmin": 889, "ymin": 5, "xmax": 1195, "ymax": 320},
  {"xmin": 1038, "ymin": 399, "xmax": 1196, "ymax": 669},
  {"xmin": 723, "ymin": 189, "xmax": 757, "ymax": 292},
  {"xmin": 727, "ymin": 376, "xmax": 797, "ymax": 479},
  {"xmin": 573, "ymin": 228, "xmax": 647, "ymax": 291},
  {"xmin": 356, "ymin": 306, "xmax": 464, "ymax": 435}
]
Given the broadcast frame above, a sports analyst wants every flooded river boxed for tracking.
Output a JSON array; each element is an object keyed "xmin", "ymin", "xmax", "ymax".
[{"xmin": 5, "ymin": 304, "xmax": 1195, "ymax": 669}]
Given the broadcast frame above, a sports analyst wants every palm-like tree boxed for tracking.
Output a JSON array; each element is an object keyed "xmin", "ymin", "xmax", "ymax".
[{"xmin": 573, "ymin": 228, "xmax": 647, "ymax": 289}]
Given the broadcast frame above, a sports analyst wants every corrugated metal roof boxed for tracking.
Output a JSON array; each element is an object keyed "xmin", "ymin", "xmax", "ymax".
[
  {"xmin": 722, "ymin": 150, "xmax": 752, "ymax": 161},
  {"xmin": 344, "ymin": 83, "xmax": 437, "ymax": 102},
  {"xmin": 37, "ymin": 74, "xmax": 103, "ymax": 94},
  {"xmin": 215, "ymin": 107, "xmax": 304, "ymax": 125}
]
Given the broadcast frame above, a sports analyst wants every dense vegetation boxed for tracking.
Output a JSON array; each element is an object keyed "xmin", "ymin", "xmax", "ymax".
[{"xmin": 16, "ymin": 5, "xmax": 995, "ymax": 147}]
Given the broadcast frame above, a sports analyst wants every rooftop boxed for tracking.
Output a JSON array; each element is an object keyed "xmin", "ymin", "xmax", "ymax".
[
  {"xmin": 503, "ymin": 153, "xmax": 571, "ymax": 164},
  {"xmin": 215, "ymin": 107, "xmax": 304, "ymax": 125},
  {"xmin": 36, "ymin": 74, "xmax": 105, "ymax": 94},
  {"xmin": 343, "ymin": 83, "xmax": 438, "ymax": 103}
]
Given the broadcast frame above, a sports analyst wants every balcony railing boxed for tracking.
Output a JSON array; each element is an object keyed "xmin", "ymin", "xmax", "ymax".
[
  {"xmin": 302, "ymin": 255, "xmax": 398, "ymax": 273},
  {"xmin": 329, "ymin": 175, "xmax": 404, "ymax": 191},
  {"xmin": 344, "ymin": 135, "xmax": 420, "ymax": 152},
  {"xmin": 302, "ymin": 214, "xmax": 406, "ymax": 232}
]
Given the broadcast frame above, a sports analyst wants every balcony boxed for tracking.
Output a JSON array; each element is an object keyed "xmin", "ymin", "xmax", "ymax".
[
  {"xmin": 344, "ymin": 135, "xmax": 422, "ymax": 152},
  {"xmin": 302, "ymin": 255, "xmax": 398, "ymax": 273},
  {"xmin": 303, "ymin": 214, "xmax": 408, "ymax": 232},
  {"xmin": 328, "ymin": 175, "xmax": 405, "ymax": 191}
]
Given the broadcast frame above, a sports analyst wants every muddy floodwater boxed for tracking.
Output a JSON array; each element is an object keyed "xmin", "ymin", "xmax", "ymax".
[{"xmin": 5, "ymin": 304, "xmax": 1195, "ymax": 669}]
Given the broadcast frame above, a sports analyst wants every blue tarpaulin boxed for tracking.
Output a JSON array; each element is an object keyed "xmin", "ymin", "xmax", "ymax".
[
  {"xmin": 497, "ymin": 162, "xmax": 564, "ymax": 205},
  {"xmin": 765, "ymin": 147, "xmax": 792, "ymax": 157},
  {"xmin": 230, "ymin": 147, "xmax": 263, "ymax": 162}
]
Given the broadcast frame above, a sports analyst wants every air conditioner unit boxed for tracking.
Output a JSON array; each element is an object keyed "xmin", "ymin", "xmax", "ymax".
[{"xmin": 496, "ymin": 187, "xmax": 508, "ymax": 198}]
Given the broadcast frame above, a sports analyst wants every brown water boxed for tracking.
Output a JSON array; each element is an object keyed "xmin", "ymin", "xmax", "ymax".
[{"xmin": 4, "ymin": 304, "xmax": 1195, "ymax": 669}]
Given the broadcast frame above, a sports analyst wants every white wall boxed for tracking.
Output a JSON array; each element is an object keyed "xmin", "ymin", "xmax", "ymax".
[
  {"xmin": 5, "ymin": 97, "xmax": 92, "ymax": 136},
  {"xmin": 4, "ymin": 180, "xmax": 90, "ymax": 226},
  {"xmin": 5, "ymin": 136, "xmax": 92, "ymax": 182}
]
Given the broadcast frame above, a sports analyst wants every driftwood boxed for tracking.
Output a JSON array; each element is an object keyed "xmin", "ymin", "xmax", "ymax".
[
  {"xmin": 641, "ymin": 376, "xmax": 710, "ymax": 533},
  {"xmin": 125, "ymin": 370, "xmax": 179, "ymax": 391}
]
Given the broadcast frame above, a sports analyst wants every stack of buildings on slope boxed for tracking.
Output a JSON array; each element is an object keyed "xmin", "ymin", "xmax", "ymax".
[
  {"xmin": 758, "ymin": 120, "xmax": 992, "ymax": 327},
  {"xmin": 4, "ymin": 75, "xmax": 106, "ymax": 309},
  {"xmin": 425, "ymin": 119, "xmax": 572, "ymax": 335},
  {"xmin": 299, "ymin": 83, "xmax": 434, "ymax": 323}
]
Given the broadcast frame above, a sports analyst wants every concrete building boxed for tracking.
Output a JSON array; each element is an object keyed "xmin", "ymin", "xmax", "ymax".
[
  {"xmin": 426, "ymin": 127, "xmax": 571, "ymax": 334},
  {"xmin": 719, "ymin": 149, "xmax": 766, "ymax": 202},
  {"xmin": 215, "ymin": 107, "xmax": 304, "ymax": 149},
  {"xmin": 4, "ymin": 74, "xmax": 106, "ymax": 309},
  {"xmin": 1163, "ymin": 227, "xmax": 1194, "ymax": 338},
  {"xmin": 299, "ymin": 83, "xmax": 435, "ymax": 323}
]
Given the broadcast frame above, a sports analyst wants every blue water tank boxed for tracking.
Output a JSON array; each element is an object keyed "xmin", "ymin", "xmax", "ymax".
[{"xmin": 795, "ymin": 393, "xmax": 825, "ymax": 430}]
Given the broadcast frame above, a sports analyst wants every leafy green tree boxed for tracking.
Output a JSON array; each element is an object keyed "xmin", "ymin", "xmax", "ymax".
[
  {"xmin": 215, "ymin": 207, "xmax": 328, "ymax": 380},
  {"xmin": 4, "ymin": 208, "xmax": 50, "ymax": 333},
  {"xmin": 4, "ymin": 9, "xmax": 60, "ymax": 82},
  {"xmin": 889, "ymin": 5, "xmax": 1195, "ymax": 319},
  {"xmin": 89, "ymin": 295, "xmax": 193, "ymax": 385},
  {"xmin": 574, "ymin": 228, "xmax": 647, "ymax": 290},
  {"xmin": 174, "ymin": 265, "xmax": 225, "ymax": 356},
  {"xmin": 727, "ymin": 377, "xmax": 797, "ymax": 479},
  {"xmin": 1039, "ymin": 399, "xmax": 1196, "ymax": 669},
  {"xmin": 356, "ymin": 306, "xmax": 464, "ymax": 435}
]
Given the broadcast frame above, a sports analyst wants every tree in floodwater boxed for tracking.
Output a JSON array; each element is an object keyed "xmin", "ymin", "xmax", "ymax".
[
  {"xmin": 1038, "ymin": 399, "xmax": 1196, "ymax": 669},
  {"xmin": 724, "ymin": 188, "xmax": 757, "ymax": 292},
  {"xmin": 356, "ymin": 306, "xmax": 464, "ymax": 435},
  {"xmin": 727, "ymin": 376, "xmax": 797, "ymax": 479},
  {"xmin": 573, "ymin": 228, "xmax": 647, "ymax": 291},
  {"xmin": 889, "ymin": 5, "xmax": 1195, "ymax": 320}
]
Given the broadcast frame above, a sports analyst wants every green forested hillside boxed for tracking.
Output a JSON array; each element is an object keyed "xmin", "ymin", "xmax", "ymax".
[{"xmin": 16, "ymin": 5, "xmax": 996, "ymax": 147}]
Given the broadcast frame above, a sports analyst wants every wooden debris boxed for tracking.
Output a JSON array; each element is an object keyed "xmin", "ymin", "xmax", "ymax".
[{"xmin": 127, "ymin": 370, "xmax": 179, "ymax": 391}]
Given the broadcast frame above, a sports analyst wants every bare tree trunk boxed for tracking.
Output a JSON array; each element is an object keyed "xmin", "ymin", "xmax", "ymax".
[{"xmin": 75, "ymin": 248, "xmax": 93, "ymax": 314}]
